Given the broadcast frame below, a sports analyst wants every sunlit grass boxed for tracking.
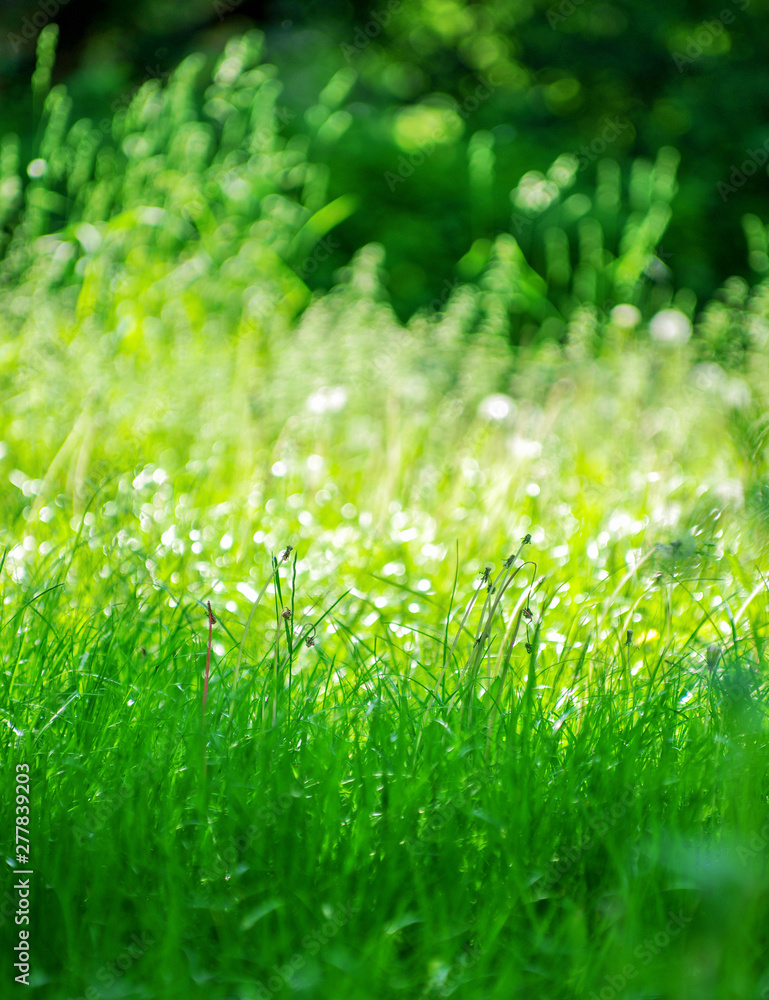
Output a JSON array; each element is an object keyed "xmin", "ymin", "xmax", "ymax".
[
  {"xmin": 2, "ymin": 24, "xmax": 769, "ymax": 1000},
  {"xmin": 3, "ymin": 535, "xmax": 769, "ymax": 998}
]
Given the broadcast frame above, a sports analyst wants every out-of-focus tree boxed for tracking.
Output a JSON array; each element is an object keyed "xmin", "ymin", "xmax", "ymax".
[{"xmin": 1, "ymin": 0, "xmax": 769, "ymax": 318}]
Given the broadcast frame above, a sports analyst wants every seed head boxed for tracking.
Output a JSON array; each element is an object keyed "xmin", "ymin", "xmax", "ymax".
[
  {"xmin": 280, "ymin": 545, "xmax": 293, "ymax": 562},
  {"xmin": 281, "ymin": 606, "xmax": 292, "ymax": 621}
]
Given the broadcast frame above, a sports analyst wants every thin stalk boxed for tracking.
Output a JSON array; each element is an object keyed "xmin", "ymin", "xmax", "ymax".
[
  {"xmin": 203, "ymin": 601, "xmax": 216, "ymax": 774},
  {"xmin": 485, "ymin": 575, "xmax": 546, "ymax": 761},
  {"xmin": 432, "ymin": 536, "xmax": 532, "ymax": 704},
  {"xmin": 430, "ymin": 574, "xmax": 488, "ymax": 701},
  {"xmin": 230, "ymin": 546, "xmax": 293, "ymax": 722},
  {"xmin": 449, "ymin": 548, "xmax": 528, "ymax": 713},
  {"xmin": 273, "ymin": 584, "xmax": 280, "ymax": 729},
  {"xmin": 203, "ymin": 601, "xmax": 215, "ymax": 720}
]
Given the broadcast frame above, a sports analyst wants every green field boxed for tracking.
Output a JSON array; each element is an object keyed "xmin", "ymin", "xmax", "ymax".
[{"xmin": 2, "ymin": 25, "xmax": 769, "ymax": 1000}]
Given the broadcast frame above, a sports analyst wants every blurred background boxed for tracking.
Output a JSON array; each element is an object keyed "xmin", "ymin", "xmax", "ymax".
[{"xmin": 2, "ymin": 0, "xmax": 769, "ymax": 320}]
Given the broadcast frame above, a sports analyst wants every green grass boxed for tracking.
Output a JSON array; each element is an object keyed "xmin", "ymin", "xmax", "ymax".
[
  {"xmin": 3, "ymin": 25, "xmax": 769, "ymax": 1000},
  {"xmin": 4, "ymin": 544, "xmax": 769, "ymax": 998}
]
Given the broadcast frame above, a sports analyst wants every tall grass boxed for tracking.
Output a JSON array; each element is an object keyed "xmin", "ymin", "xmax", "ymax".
[
  {"xmin": 1, "ymin": 24, "xmax": 769, "ymax": 1000},
  {"xmin": 3, "ymin": 533, "xmax": 769, "ymax": 998}
]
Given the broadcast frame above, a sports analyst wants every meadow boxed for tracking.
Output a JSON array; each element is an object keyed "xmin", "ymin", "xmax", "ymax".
[{"xmin": 2, "ymin": 25, "xmax": 769, "ymax": 1000}]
